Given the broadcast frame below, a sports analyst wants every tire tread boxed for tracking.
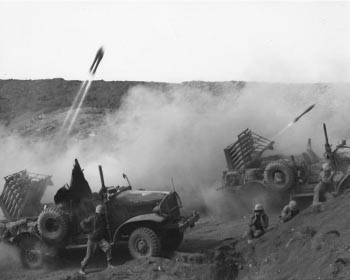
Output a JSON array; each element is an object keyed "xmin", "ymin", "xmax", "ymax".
[
  {"xmin": 37, "ymin": 207, "xmax": 70, "ymax": 243},
  {"xmin": 264, "ymin": 159, "xmax": 296, "ymax": 192},
  {"xmin": 128, "ymin": 227, "xmax": 161, "ymax": 259}
]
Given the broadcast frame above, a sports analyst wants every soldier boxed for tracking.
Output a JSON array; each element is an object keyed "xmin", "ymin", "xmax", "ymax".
[
  {"xmin": 247, "ymin": 204, "xmax": 269, "ymax": 239},
  {"xmin": 312, "ymin": 162, "xmax": 335, "ymax": 206},
  {"xmin": 280, "ymin": 200, "xmax": 299, "ymax": 223},
  {"xmin": 79, "ymin": 205, "xmax": 114, "ymax": 275}
]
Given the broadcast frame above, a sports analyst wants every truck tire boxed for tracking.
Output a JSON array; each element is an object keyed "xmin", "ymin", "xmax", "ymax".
[
  {"xmin": 19, "ymin": 236, "xmax": 44, "ymax": 269},
  {"xmin": 264, "ymin": 160, "xmax": 296, "ymax": 192},
  {"xmin": 162, "ymin": 229, "xmax": 184, "ymax": 252},
  {"xmin": 128, "ymin": 227, "xmax": 161, "ymax": 259},
  {"xmin": 37, "ymin": 207, "xmax": 70, "ymax": 244}
]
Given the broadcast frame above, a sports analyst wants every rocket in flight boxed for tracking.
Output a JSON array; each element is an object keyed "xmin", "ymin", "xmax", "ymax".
[
  {"xmin": 89, "ymin": 47, "xmax": 104, "ymax": 75},
  {"xmin": 293, "ymin": 104, "xmax": 316, "ymax": 123}
]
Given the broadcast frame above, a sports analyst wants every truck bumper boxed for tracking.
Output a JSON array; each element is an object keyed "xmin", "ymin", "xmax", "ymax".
[
  {"xmin": 163, "ymin": 211, "xmax": 199, "ymax": 231},
  {"xmin": 176, "ymin": 211, "xmax": 200, "ymax": 232}
]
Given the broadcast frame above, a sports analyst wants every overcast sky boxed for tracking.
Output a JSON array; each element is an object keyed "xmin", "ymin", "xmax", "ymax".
[{"xmin": 0, "ymin": 1, "xmax": 349, "ymax": 83}]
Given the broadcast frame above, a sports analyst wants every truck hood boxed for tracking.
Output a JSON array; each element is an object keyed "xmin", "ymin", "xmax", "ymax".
[{"xmin": 114, "ymin": 190, "xmax": 170, "ymax": 205}]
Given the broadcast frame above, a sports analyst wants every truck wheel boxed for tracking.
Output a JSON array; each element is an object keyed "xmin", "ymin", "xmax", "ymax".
[
  {"xmin": 19, "ymin": 236, "xmax": 44, "ymax": 269},
  {"xmin": 162, "ymin": 229, "xmax": 184, "ymax": 252},
  {"xmin": 264, "ymin": 160, "xmax": 296, "ymax": 192},
  {"xmin": 128, "ymin": 227, "xmax": 161, "ymax": 259},
  {"xmin": 37, "ymin": 207, "xmax": 70, "ymax": 244}
]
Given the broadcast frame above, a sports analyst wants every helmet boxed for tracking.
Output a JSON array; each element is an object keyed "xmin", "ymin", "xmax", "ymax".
[
  {"xmin": 254, "ymin": 204, "xmax": 264, "ymax": 211},
  {"xmin": 95, "ymin": 205, "xmax": 104, "ymax": 214},
  {"xmin": 289, "ymin": 200, "xmax": 297, "ymax": 210},
  {"xmin": 322, "ymin": 162, "xmax": 331, "ymax": 171}
]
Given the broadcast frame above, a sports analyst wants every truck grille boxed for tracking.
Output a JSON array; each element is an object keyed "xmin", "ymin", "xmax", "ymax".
[{"xmin": 159, "ymin": 192, "xmax": 181, "ymax": 219}]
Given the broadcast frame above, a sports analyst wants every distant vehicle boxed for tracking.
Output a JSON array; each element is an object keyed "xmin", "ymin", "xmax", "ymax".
[
  {"xmin": 0, "ymin": 160, "xmax": 199, "ymax": 268},
  {"xmin": 220, "ymin": 124, "xmax": 350, "ymax": 206}
]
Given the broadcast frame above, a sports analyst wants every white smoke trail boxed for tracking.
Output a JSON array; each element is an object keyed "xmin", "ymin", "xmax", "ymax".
[
  {"xmin": 66, "ymin": 79, "xmax": 92, "ymax": 135},
  {"xmin": 271, "ymin": 122, "xmax": 294, "ymax": 141},
  {"xmin": 59, "ymin": 80, "xmax": 88, "ymax": 135}
]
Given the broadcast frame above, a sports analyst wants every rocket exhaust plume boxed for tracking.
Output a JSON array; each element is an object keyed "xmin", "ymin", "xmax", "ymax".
[
  {"xmin": 59, "ymin": 47, "xmax": 105, "ymax": 137},
  {"xmin": 67, "ymin": 80, "xmax": 92, "ymax": 133},
  {"xmin": 272, "ymin": 104, "xmax": 316, "ymax": 140},
  {"xmin": 271, "ymin": 121, "xmax": 294, "ymax": 140},
  {"xmin": 59, "ymin": 80, "xmax": 88, "ymax": 134}
]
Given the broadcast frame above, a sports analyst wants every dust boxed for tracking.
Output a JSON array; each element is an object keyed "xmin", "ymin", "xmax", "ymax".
[
  {"xmin": 92, "ymin": 83, "xmax": 350, "ymax": 215},
  {"xmin": 0, "ymin": 82, "xmax": 350, "ymax": 215},
  {"xmin": 0, "ymin": 242, "xmax": 21, "ymax": 270}
]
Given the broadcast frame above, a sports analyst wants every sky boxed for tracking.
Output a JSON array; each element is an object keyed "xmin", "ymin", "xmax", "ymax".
[{"xmin": 0, "ymin": 1, "xmax": 349, "ymax": 83}]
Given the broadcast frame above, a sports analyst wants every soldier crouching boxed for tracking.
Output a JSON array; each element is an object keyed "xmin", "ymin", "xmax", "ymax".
[
  {"xmin": 280, "ymin": 200, "xmax": 299, "ymax": 223},
  {"xmin": 312, "ymin": 162, "xmax": 335, "ymax": 206},
  {"xmin": 247, "ymin": 204, "xmax": 269, "ymax": 239}
]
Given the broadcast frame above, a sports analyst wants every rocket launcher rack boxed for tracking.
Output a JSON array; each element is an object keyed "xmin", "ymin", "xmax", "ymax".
[
  {"xmin": 224, "ymin": 129, "xmax": 274, "ymax": 170},
  {"xmin": 0, "ymin": 170, "xmax": 53, "ymax": 219}
]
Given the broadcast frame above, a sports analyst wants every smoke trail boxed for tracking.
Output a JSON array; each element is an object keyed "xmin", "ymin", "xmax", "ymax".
[
  {"xmin": 271, "ymin": 122, "xmax": 294, "ymax": 140},
  {"xmin": 66, "ymin": 79, "xmax": 92, "ymax": 135},
  {"xmin": 59, "ymin": 80, "xmax": 88, "ymax": 135},
  {"xmin": 59, "ymin": 47, "xmax": 104, "ymax": 137}
]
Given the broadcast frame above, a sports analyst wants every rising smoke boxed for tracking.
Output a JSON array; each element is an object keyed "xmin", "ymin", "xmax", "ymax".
[{"xmin": 0, "ymin": 82, "xmax": 350, "ymax": 216}]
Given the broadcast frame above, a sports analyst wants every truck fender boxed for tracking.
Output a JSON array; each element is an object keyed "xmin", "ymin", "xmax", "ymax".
[
  {"xmin": 337, "ymin": 173, "xmax": 350, "ymax": 193},
  {"xmin": 113, "ymin": 213, "xmax": 166, "ymax": 244},
  {"xmin": 12, "ymin": 232, "xmax": 42, "ymax": 245}
]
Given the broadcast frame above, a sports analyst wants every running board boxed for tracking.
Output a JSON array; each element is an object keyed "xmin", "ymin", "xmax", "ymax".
[
  {"xmin": 65, "ymin": 244, "xmax": 87, "ymax": 249},
  {"xmin": 291, "ymin": 192, "xmax": 337, "ymax": 198},
  {"xmin": 65, "ymin": 243, "xmax": 114, "ymax": 250}
]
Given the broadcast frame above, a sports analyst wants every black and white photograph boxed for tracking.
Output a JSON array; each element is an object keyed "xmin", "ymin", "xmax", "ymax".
[{"xmin": 0, "ymin": 1, "xmax": 349, "ymax": 279}]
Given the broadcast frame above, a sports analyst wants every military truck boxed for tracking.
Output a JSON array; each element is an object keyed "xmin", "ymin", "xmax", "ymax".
[
  {"xmin": 0, "ymin": 170, "xmax": 54, "ymax": 268},
  {"xmin": 221, "ymin": 124, "xmax": 350, "ymax": 205},
  {"xmin": 0, "ymin": 170, "xmax": 53, "ymax": 219},
  {"xmin": 0, "ymin": 159, "xmax": 199, "ymax": 268}
]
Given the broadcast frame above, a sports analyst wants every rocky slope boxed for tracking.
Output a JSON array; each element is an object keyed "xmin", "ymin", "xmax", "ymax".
[
  {"xmin": 1, "ymin": 79, "xmax": 350, "ymax": 280},
  {"xmin": 0, "ymin": 79, "xmax": 245, "ymax": 139}
]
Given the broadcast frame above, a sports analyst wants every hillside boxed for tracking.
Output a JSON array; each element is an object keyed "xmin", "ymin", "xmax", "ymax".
[
  {"xmin": 0, "ymin": 79, "xmax": 245, "ymax": 139},
  {"xmin": 1, "ymin": 79, "xmax": 350, "ymax": 280}
]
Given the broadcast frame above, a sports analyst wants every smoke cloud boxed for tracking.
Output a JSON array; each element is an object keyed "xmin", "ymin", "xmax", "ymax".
[
  {"xmin": 0, "ymin": 242, "xmax": 20, "ymax": 269},
  {"xmin": 0, "ymin": 82, "xmax": 350, "ymax": 217}
]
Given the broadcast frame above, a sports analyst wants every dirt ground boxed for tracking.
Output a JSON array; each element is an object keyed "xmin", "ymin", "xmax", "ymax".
[
  {"xmin": 0, "ymin": 215, "xmax": 239, "ymax": 280},
  {"xmin": 2, "ymin": 193, "xmax": 350, "ymax": 280},
  {"xmin": 0, "ymin": 211, "xmax": 281, "ymax": 280}
]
